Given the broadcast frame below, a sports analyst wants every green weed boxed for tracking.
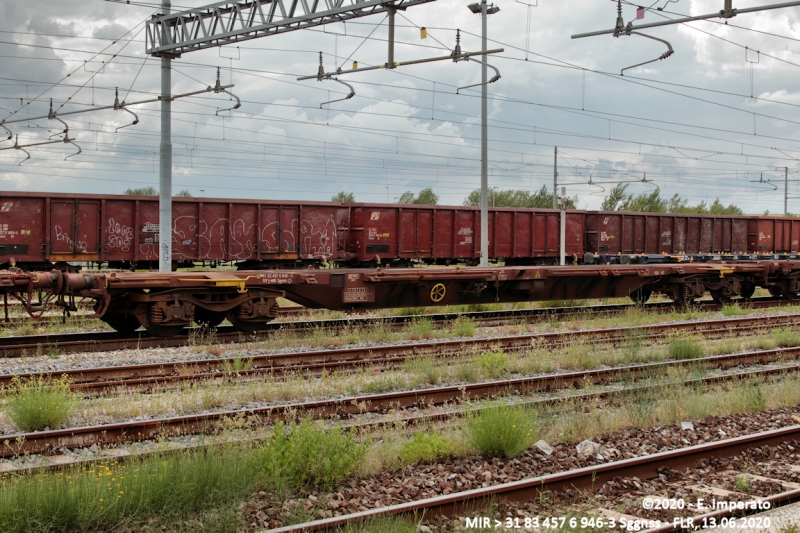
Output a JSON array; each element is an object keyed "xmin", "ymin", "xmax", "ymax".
[
  {"xmin": 721, "ymin": 303, "xmax": 746, "ymax": 316},
  {"xmin": 256, "ymin": 418, "xmax": 365, "ymax": 496},
  {"xmin": 0, "ymin": 443, "xmax": 260, "ymax": 533},
  {"xmin": 773, "ymin": 328, "xmax": 800, "ymax": 348},
  {"xmin": 221, "ymin": 354, "xmax": 254, "ymax": 373},
  {"xmin": 3, "ymin": 374, "xmax": 75, "ymax": 432},
  {"xmin": 408, "ymin": 317, "xmax": 434, "ymax": 340},
  {"xmin": 398, "ymin": 432, "xmax": 453, "ymax": 465},
  {"xmin": 734, "ymin": 475, "xmax": 752, "ymax": 492},
  {"xmin": 478, "ymin": 350, "xmax": 510, "ymax": 379},
  {"xmin": 667, "ymin": 337, "xmax": 704, "ymax": 359},
  {"xmin": 336, "ymin": 516, "xmax": 419, "ymax": 533},
  {"xmin": 403, "ymin": 357, "xmax": 441, "ymax": 386},
  {"xmin": 467, "ymin": 404, "xmax": 537, "ymax": 458},
  {"xmin": 451, "ymin": 316, "xmax": 477, "ymax": 337}
]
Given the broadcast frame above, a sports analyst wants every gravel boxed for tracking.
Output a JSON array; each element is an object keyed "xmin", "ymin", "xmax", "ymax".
[{"xmin": 238, "ymin": 408, "xmax": 800, "ymax": 531}]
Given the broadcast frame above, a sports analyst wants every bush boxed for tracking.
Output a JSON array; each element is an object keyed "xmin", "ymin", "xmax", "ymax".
[
  {"xmin": 451, "ymin": 317, "xmax": 476, "ymax": 337},
  {"xmin": 4, "ymin": 374, "xmax": 75, "ymax": 432},
  {"xmin": 773, "ymin": 328, "xmax": 800, "ymax": 348},
  {"xmin": 408, "ymin": 318, "xmax": 434, "ymax": 340},
  {"xmin": 403, "ymin": 357, "xmax": 441, "ymax": 385},
  {"xmin": 399, "ymin": 432, "xmax": 453, "ymax": 465},
  {"xmin": 467, "ymin": 404, "xmax": 536, "ymax": 458},
  {"xmin": 257, "ymin": 418, "xmax": 365, "ymax": 496},
  {"xmin": 478, "ymin": 351, "xmax": 510, "ymax": 379},
  {"xmin": 667, "ymin": 338, "xmax": 704, "ymax": 359}
]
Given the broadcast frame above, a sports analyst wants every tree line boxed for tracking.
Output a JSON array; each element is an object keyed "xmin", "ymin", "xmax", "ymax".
[
  {"xmin": 331, "ymin": 184, "xmax": 742, "ymax": 214},
  {"xmin": 121, "ymin": 185, "xmax": 744, "ymax": 215}
]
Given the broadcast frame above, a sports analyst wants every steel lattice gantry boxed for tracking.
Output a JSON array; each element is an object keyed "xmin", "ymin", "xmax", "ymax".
[{"xmin": 146, "ymin": 0, "xmax": 438, "ymax": 56}]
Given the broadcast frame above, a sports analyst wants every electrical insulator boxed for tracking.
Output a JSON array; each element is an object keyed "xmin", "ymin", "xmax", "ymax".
[
  {"xmin": 352, "ymin": 61, "xmax": 358, "ymax": 70},
  {"xmin": 420, "ymin": 27, "xmax": 427, "ymax": 39},
  {"xmin": 19, "ymin": 98, "xmax": 23, "ymax": 106}
]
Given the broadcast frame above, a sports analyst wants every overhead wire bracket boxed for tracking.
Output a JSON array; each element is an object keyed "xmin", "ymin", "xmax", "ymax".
[
  {"xmin": 310, "ymin": 52, "xmax": 357, "ymax": 108},
  {"xmin": 619, "ymin": 31, "xmax": 674, "ymax": 75},
  {"xmin": 113, "ymin": 87, "xmax": 140, "ymax": 132},
  {"xmin": 0, "ymin": 123, "xmax": 11, "ymax": 142},
  {"xmin": 212, "ymin": 67, "xmax": 241, "ymax": 116},
  {"xmin": 456, "ymin": 57, "xmax": 501, "ymax": 93},
  {"xmin": 47, "ymin": 99, "xmax": 70, "ymax": 140},
  {"xmin": 64, "ymin": 136, "xmax": 82, "ymax": 161},
  {"xmin": 12, "ymin": 135, "xmax": 30, "ymax": 165}
]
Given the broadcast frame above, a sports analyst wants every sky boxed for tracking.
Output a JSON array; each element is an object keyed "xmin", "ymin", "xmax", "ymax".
[{"xmin": 0, "ymin": 0, "xmax": 799, "ymax": 213}]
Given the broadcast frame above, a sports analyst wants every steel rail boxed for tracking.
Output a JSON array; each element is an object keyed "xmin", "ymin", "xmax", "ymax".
[
  {"xmin": 6, "ymin": 312, "xmax": 800, "ymax": 394},
  {"xmin": 1, "ymin": 347, "xmax": 799, "ymax": 457},
  {"xmin": 0, "ymin": 297, "xmax": 793, "ymax": 358},
  {"xmin": 267, "ymin": 424, "xmax": 800, "ymax": 532}
]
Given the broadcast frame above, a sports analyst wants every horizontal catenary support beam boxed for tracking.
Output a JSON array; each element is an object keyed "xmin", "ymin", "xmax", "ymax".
[
  {"xmin": 146, "ymin": 0, "xmax": 437, "ymax": 56},
  {"xmin": 296, "ymin": 48, "xmax": 503, "ymax": 80},
  {"xmin": 572, "ymin": 0, "xmax": 800, "ymax": 39}
]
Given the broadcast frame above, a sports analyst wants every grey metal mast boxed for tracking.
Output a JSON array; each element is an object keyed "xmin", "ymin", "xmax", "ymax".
[
  {"xmin": 159, "ymin": 0, "xmax": 172, "ymax": 273},
  {"xmin": 553, "ymin": 146, "xmax": 558, "ymax": 209},
  {"xmin": 479, "ymin": 0, "xmax": 489, "ymax": 267}
]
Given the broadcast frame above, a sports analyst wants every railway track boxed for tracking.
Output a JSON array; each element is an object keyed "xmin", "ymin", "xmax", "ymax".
[
  {"xmin": 2, "ymin": 346, "xmax": 798, "ymax": 458},
  {"xmin": 6, "ymin": 312, "xmax": 800, "ymax": 394},
  {"xmin": 270, "ymin": 424, "xmax": 800, "ymax": 533},
  {"xmin": 0, "ymin": 305, "xmax": 309, "ymax": 327},
  {"xmin": 0, "ymin": 297, "xmax": 795, "ymax": 358}
]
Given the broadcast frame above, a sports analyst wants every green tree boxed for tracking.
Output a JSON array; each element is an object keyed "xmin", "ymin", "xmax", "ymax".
[
  {"xmin": 176, "ymin": 190, "xmax": 193, "ymax": 197},
  {"xmin": 624, "ymin": 189, "xmax": 667, "ymax": 212},
  {"xmin": 398, "ymin": 188, "xmax": 439, "ymax": 205},
  {"xmin": 463, "ymin": 186, "xmax": 575, "ymax": 209},
  {"xmin": 602, "ymin": 186, "xmax": 743, "ymax": 214},
  {"xmin": 124, "ymin": 187, "xmax": 158, "ymax": 196},
  {"xmin": 398, "ymin": 191, "xmax": 415, "ymax": 204},
  {"xmin": 708, "ymin": 199, "xmax": 743, "ymax": 215},
  {"xmin": 332, "ymin": 191, "xmax": 355, "ymax": 202},
  {"xmin": 600, "ymin": 184, "xmax": 629, "ymax": 211}
]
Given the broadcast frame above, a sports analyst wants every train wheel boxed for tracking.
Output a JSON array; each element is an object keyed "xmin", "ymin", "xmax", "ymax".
[
  {"xmin": 225, "ymin": 307, "xmax": 271, "ymax": 333},
  {"xmin": 709, "ymin": 289, "xmax": 731, "ymax": 305},
  {"xmin": 194, "ymin": 308, "xmax": 225, "ymax": 328},
  {"xmin": 139, "ymin": 304, "xmax": 187, "ymax": 337},
  {"xmin": 629, "ymin": 288, "xmax": 652, "ymax": 305},
  {"xmin": 740, "ymin": 282, "xmax": 756, "ymax": 300},
  {"xmin": 102, "ymin": 314, "xmax": 140, "ymax": 333}
]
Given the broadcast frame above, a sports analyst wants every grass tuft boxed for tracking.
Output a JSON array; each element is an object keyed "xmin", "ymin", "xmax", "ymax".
[
  {"xmin": 256, "ymin": 418, "xmax": 365, "ymax": 496},
  {"xmin": 467, "ymin": 404, "xmax": 537, "ymax": 458},
  {"xmin": 221, "ymin": 353, "xmax": 254, "ymax": 373},
  {"xmin": 478, "ymin": 350, "xmax": 510, "ymax": 379},
  {"xmin": 721, "ymin": 303, "xmax": 746, "ymax": 316},
  {"xmin": 773, "ymin": 328, "xmax": 800, "ymax": 348},
  {"xmin": 451, "ymin": 316, "xmax": 477, "ymax": 337},
  {"xmin": 3, "ymin": 374, "xmax": 75, "ymax": 432},
  {"xmin": 667, "ymin": 337, "xmax": 704, "ymax": 359},
  {"xmin": 398, "ymin": 432, "xmax": 453, "ymax": 465}
]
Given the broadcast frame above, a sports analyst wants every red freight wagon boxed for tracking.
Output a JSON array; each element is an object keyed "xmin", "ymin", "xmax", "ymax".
[
  {"xmin": 0, "ymin": 192, "xmax": 347, "ymax": 269},
  {"xmin": 749, "ymin": 217, "xmax": 800, "ymax": 254},
  {"xmin": 584, "ymin": 212, "xmax": 750, "ymax": 258},
  {"xmin": 347, "ymin": 204, "xmax": 584, "ymax": 264}
]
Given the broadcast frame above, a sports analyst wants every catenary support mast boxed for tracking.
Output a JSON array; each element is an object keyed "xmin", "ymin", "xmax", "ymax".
[
  {"xmin": 159, "ymin": 0, "xmax": 172, "ymax": 273},
  {"xmin": 479, "ymin": 0, "xmax": 489, "ymax": 267}
]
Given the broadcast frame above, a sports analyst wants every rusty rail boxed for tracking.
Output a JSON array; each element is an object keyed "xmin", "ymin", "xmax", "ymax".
[
  {"xmin": 4, "ymin": 312, "xmax": 800, "ymax": 394},
  {"xmin": 0, "ymin": 297, "xmax": 795, "ymax": 358},
  {"xmin": 266, "ymin": 425, "xmax": 800, "ymax": 532},
  {"xmin": 1, "ymin": 348, "xmax": 798, "ymax": 458}
]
